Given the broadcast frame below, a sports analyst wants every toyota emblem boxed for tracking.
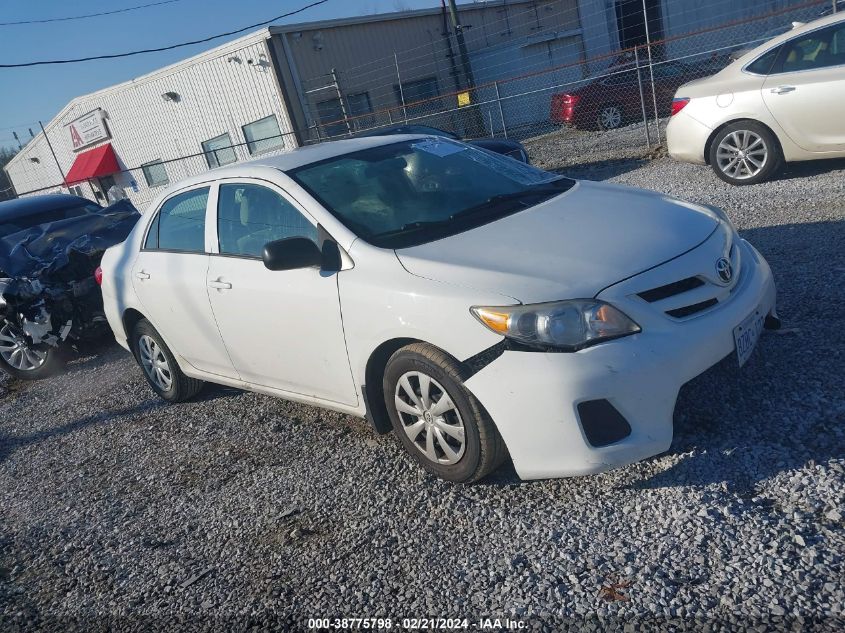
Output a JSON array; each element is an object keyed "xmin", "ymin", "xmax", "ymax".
[{"xmin": 715, "ymin": 257, "xmax": 733, "ymax": 283}]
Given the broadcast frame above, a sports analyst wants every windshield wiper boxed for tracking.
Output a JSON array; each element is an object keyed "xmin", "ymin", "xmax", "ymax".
[
  {"xmin": 371, "ymin": 179, "xmax": 575, "ymax": 243},
  {"xmin": 372, "ymin": 219, "xmax": 454, "ymax": 240},
  {"xmin": 450, "ymin": 180, "xmax": 574, "ymax": 222}
]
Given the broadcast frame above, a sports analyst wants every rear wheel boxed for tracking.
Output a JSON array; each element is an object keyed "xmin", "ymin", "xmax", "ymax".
[
  {"xmin": 709, "ymin": 121, "xmax": 782, "ymax": 185},
  {"xmin": 597, "ymin": 103, "xmax": 624, "ymax": 130},
  {"xmin": 0, "ymin": 321, "xmax": 64, "ymax": 380},
  {"xmin": 383, "ymin": 343, "xmax": 506, "ymax": 483},
  {"xmin": 131, "ymin": 319, "xmax": 204, "ymax": 402}
]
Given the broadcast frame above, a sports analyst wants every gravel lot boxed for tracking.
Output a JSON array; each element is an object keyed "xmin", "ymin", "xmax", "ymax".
[{"xmin": 1, "ymin": 134, "xmax": 844, "ymax": 631}]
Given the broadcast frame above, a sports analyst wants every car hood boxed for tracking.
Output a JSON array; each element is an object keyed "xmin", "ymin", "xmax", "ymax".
[{"xmin": 394, "ymin": 180, "xmax": 720, "ymax": 303}]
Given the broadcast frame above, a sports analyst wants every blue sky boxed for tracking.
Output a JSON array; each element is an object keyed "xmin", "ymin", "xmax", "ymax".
[{"xmin": 0, "ymin": 0, "xmax": 463, "ymax": 150}]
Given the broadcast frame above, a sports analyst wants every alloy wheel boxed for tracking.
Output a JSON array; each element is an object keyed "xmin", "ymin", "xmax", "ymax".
[
  {"xmin": 0, "ymin": 323, "xmax": 47, "ymax": 371},
  {"xmin": 394, "ymin": 370, "xmax": 466, "ymax": 465},
  {"xmin": 600, "ymin": 105, "xmax": 623, "ymax": 129},
  {"xmin": 138, "ymin": 334, "xmax": 173, "ymax": 391},
  {"xmin": 716, "ymin": 130, "xmax": 768, "ymax": 181}
]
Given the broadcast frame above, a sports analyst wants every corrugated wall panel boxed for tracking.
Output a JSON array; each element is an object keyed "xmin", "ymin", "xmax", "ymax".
[{"xmin": 6, "ymin": 35, "xmax": 298, "ymax": 212}]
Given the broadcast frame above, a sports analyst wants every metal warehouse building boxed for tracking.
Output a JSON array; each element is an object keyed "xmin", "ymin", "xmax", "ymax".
[
  {"xmin": 6, "ymin": 0, "xmax": 583, "ymax": 210},
  {"xmin": 4, "ymin": 0, "xmax": 803, "ymax": 209}
]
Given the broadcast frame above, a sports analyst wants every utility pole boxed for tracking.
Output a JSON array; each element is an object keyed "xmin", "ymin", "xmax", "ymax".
[
  {"xmin": 641, "ymin": 0, "xmax": 661, "ymax": 144},
  {"xmin": 39, "ymin": 121, "xmax": 66, "ymax": 185},
  {"xmin": 446, "ymin": 0, "xmax": 485, "ymax": 136},
  {"xmin": 446, "ymin": 0, "xmax": 477, "ymax": 97}
]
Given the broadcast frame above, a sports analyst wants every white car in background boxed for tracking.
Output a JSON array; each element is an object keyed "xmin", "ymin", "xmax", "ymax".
[
  {"xmin": 100, "ymin": 135, "xmax": 778, "ymax": 482},
  {"xmin": 667, "ymin": 12, "xmax": 845, "ymax": 185}
]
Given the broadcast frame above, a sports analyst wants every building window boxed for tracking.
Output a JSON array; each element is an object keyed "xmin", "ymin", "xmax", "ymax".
[
  {"xmin": 394, "ymin": 77, "xmax": 439, "ymax": 117},
  {"xmin": 346, "ymin": 92, "xmax": 374, "ymax": 131},
  {"xmin": 141, "ymin": 160, "xmax": 169, "ymax": 187},
  {"xmin": 242, "ymin": 115, "xmax": 284, "ymax": 156},
  {"xmin": 316, "ymin": 98, "xmax": 349, "ymax": 138},
  {"xmin": 347, "ymin": 92, "xmax": 372, "ymax": 116},
  {"xmin": 202, "ymin": 133, "xmax": 237, "ymax": 168}
]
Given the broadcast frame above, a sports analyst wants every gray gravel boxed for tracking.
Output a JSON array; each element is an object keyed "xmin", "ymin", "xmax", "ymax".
[{"xmin": 1, "ymin": 137, "xmax": 844, "ymax": 631}]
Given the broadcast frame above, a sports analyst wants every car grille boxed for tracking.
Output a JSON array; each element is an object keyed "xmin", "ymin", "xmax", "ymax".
[
  {"xmin": 635, "ymin": 242, "xmax": 742, "ymax": 320},
  {"xmin": 665, "ymin": 298, "xmax": 719, "ymax": 318},
  {"xmin": 637, "ymin": 276, "xmax": 704, "ymax": 303}
]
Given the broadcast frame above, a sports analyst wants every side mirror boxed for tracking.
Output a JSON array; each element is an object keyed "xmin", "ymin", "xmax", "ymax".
[{"xmin": 262, "ymin": 237, "xmax": 322, "ymax": 271}]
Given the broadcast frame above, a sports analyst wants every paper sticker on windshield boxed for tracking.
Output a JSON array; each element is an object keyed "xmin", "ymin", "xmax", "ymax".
[
  {"xmin": 463, "ymin": 146, "xmax": 559, "ymax": 185},
  {"xmin": 411, "ymin": 139, "xmax": 466, "ymax": 157}
]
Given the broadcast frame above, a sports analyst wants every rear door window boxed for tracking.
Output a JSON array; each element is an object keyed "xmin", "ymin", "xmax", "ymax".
[
  {"xmin": 772, "ymin": 23, "xmax": 845, "ymax": 73},
  {"xmin": 745, "ymin": 46, "xmax": 781, "ymax": 75},
  {"xmin": 145, "ymin": 187, "xmax": 209, "ymax": 252}
]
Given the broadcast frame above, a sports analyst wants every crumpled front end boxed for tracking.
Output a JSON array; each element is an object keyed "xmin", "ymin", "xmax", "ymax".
[
  {"xmin": 0, "ymin": 200, "xmax": 140, "ymax": 348},
  {"xmin": 464, "ymin": 232, "xmax": 777, "ymax": 480}
]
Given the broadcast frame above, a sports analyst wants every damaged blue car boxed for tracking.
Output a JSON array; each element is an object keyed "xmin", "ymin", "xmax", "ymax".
[{"xmin": 0, "ymin": 194, "xmax": 139, "ymax": 379}]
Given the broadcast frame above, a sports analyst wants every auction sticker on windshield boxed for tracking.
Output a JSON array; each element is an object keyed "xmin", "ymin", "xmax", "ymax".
[
  {"xmin": 733, "ymin": 305, "xmax": 765, "ymax": 367},
  {"xmin": 411, "ymin": 139, "xmax": 466, "ymax": 157}
]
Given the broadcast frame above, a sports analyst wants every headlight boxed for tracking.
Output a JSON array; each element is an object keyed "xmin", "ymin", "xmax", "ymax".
[{"xmin": 470, "ymin": 300, "xmax": 640, "ymax": 351}]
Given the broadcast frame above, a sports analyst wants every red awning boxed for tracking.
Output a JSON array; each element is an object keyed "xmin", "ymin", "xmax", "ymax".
[{"xmin": 64, "ymin": 143, "xmax": 120, "ymax": 186}]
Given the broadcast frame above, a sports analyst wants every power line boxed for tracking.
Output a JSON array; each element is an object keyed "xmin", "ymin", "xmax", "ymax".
[
  {"xmin": 0, "ymin": 0, "xmax": 329, "ymax": 68},
  {"xmin": 0, "ymin": 0, "xmax": 184, "ymax": 26}
]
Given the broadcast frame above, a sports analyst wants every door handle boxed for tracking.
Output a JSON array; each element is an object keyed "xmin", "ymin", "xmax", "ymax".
[
  {"xmin": 770, "ymin": 85, "xmax": 796, "ymax": 94},
  {"xmin": 208, "ymin": 279, "xmax": 232, "ymax": 290},
  {"xmin": 135, "ymin": 271, "xmax": 150, "ymax": 280}
]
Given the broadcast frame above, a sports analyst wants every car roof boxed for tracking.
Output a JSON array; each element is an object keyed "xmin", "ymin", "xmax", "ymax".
[
  {"xmin": 167, "ymin": 134, "xmax": 431, "ymax": 192},
  {"xmin": 0, "ymin": 193, "xmax": 96, "ymax": 222},
  {"xmin": 732, "ymin": 11, "xmax": 845, "ymax": 68}
]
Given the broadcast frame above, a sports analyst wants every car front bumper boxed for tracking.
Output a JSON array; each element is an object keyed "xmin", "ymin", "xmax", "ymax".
[{"xmin": 464, "ymin": 239, "xmax": 776, "ymax": 480}]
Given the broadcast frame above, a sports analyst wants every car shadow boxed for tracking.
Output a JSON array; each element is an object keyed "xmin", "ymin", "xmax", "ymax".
[
  {"xmin": 479, "ymin": 219, "xmax": 845, "ymax": 491},
  {"xmin": 0, "ymin": 399, "xmax": 164, "ymax": 464},
  {"xmin": 554, "ymin": 158, "xmax": 648, "ymax": 181},
  {"xmin": 63, "ymin": 340, "xmax": 243, "ymax": 404},
  {"xmin": 627, "ymin": 219, "xmax": 844, "ymax": 493},
  {"xmin": 772, "ymin": 156, "xmax": 845, "ymax": 182}
]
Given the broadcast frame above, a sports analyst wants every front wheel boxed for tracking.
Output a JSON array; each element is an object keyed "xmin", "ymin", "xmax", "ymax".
[
  {"xmin": 709, "ymin": 122, "xmax": 782, "ymax": 185},
  {"xmin": 0, "ymin": 321, "xmax": 64, "ymax": 380},
  {"xmin": 131, "ymin": 319, "xmax": 204, "ymax": 402},
  {"xmin": 383, "ymin": 343, "xmax": 507, "ymax": 483}
]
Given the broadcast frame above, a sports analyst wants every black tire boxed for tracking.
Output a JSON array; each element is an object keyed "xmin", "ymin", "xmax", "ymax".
[
  {"xmin": 383, "ymin": 342, "xmax": 507, "ymax": 483},
  {"xmin": 709, "ymin": 121, "xmax": 782, "ymax": 186},
  {"xmin": 131, "ymin": 318, "xmax": 204, "ymax": 402},
  {"xmin": 597, "ymin": 103, "xmax": 625, "ymax": 130},
  {"xmin": 0, "ymin": 341, "xmax": 64, "ymax": 381}
]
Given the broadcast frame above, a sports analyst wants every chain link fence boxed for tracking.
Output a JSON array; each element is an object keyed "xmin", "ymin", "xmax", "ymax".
[{"xmin": 301, "ymin": 0, "xmax": 833, "ymax": 166}]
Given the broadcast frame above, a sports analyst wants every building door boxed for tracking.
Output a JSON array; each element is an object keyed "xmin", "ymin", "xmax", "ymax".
[
  {"xmin": 98, "ymin": 175, "xmax": 116, "ymax": 199},
  {"xmin": 615, "ymin": 0, "xmax": 664, "ymax": 57}
]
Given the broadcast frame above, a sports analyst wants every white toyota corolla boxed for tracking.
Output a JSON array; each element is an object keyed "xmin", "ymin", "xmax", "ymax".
[{"xmin": 100, "ymin": 135, "xmax": 778, "ymax": 482}]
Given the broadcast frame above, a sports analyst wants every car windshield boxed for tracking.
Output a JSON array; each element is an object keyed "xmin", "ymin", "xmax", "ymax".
[
  {"xmin": 0, "ymin": 202, "xmax": 101, "ymax": 238},
  {"xmin": 289, "ymin": 139, "xmax": 574, "ymax": 248}
]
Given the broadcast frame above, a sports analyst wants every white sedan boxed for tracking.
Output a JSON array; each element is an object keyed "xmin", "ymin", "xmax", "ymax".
[
  {"xmin": 100, "ymin": 135, "xmax": 778, "ymax": 482},
  {"xmin": 667, "ymin": 12, "xmax": 845, "ymax": 185}
]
